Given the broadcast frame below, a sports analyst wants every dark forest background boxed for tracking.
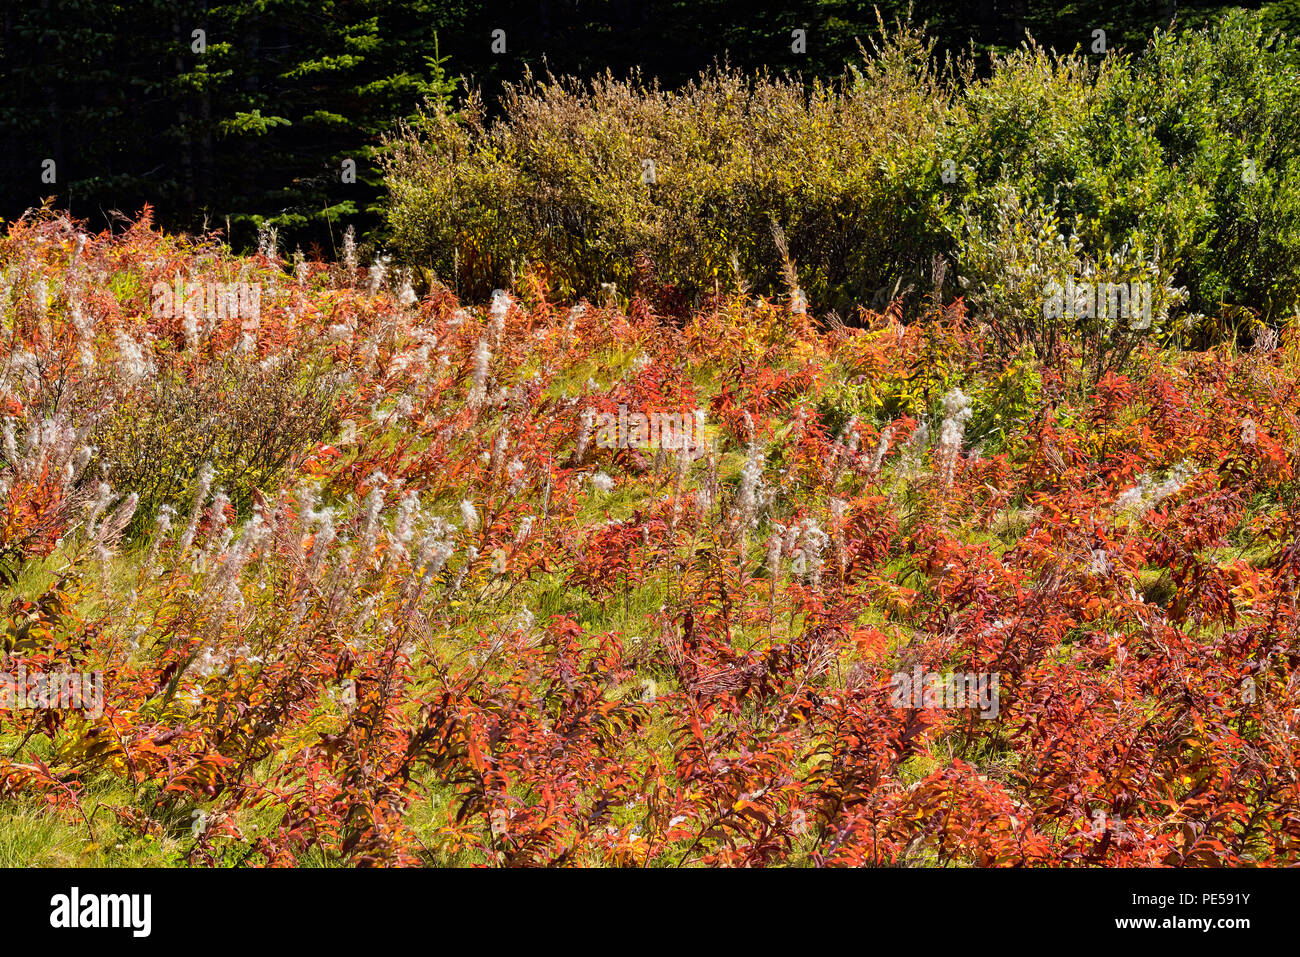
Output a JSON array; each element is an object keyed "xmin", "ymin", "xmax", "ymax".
[{"xmin": 1, "ymin": 1, "xmax": 1286, "ymax": 254}]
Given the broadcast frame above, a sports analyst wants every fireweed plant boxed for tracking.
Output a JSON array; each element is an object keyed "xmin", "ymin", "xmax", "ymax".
[{"xmin": 0, "ymin": 210, "xmax": 1298, "ymax": 867}]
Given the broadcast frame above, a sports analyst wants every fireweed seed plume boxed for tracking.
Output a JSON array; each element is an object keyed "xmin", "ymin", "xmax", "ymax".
[
  {"xmin": 114, "ymin": 329, "xmax": 156, "ymax": 384},
  {"xmin": 402, "ymin": 517, "xmax": 457, "ymax": 611},
  {"xmin": 1, "ymin": 419, "xmax": 17, "ymax": 464},
  {"xmin": 902, "ymin": 419, "xmax": 930, "ymax": 476},
  {"xmin": 736, "ymin": 439, "xmax": 766, "ymax": 529},
  {"xmin": 144, "ymin": 505, "xmax": 176, "ymax": 576},
  {"xmin": 199, "ymin": 489, "xmax": 233, "ymax": 569},
  {"xmin": 342, "ymin": 225, "xmax": 358, "ymax": 279},
  {"xmin": 489, "ymin": 289, "xmax": 510, "ymax": 348},
  {"xmin": 766, "ymin": 522, "xmax": 786, "ymax": 604},
  {"xmin": 390, "ymin": 490, "xmax": 420, "ymax": 561},
  {"xmin": 446, "ymin": 545, "xmax": 478, "ymax": 597},
  {"xmin": 574, "ymin": 406, "xmax": 594, "ymax": 463},
  {"xmin": 937, "ymin": 388, "xmax": 973, "ymax": 487},
  {"xmin": 468, "ymin": 337, "xmax": 491, "ymax": 407},
  {"xmin": 515, "ymin": 515, "xmax": 534, "ymax": 543},
  {"xmin": 93, "ymin": 491, "xmax": 138, "ymax": 548},
  {"xmin": 459, "ymin": 498, "xmax": 479, "ymax": 533},
  {"xmin": 322, "ymin": 543, "xmax": 357, "ymax": 620},
  {"xmin": 178, "ymin": 462, "xmax": 216, "ymax": 555},
  {"xmin": 397, "ymin": 269, "xmax": 418, "ymax": 307},
  {"xmin": 367, "ymin": 254, "xmax": 391, "ymax": 294},
  {"xmin": 357, "ymin": 473, "xmax": 388, "ymax": 567},
  {"xmin": 838, "ymin": 415, "xmax": 859, "ymax": 453},
  {"xmin": 85, "ymin": 481, "xmax": 116, "ymax": 534},
  {"xmin": 489, "ymin": 426, "xmax": 509, "ymax": 477},
  {"xmin": 292, "ymin": 503, "xmax": 338, "ymax": 624},
  {"xmin": 1114, "ymin": 461, "xmax": 1197, "ymax": 516}
]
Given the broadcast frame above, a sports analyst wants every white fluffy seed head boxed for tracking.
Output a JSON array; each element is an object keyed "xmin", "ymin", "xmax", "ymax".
[{"xmin": 459, "ymin": 498, "xmax": 478, "ymax": 532}]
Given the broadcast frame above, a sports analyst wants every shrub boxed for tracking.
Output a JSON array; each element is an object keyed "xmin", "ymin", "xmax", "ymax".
[
  {"xmin": 948, "ymin": 10, "xmax": 1300, "ymax": 346},
  {"xmin": 385, "ymin": 9, "xmax": 1300, "ymax": 354},
  {"xmin": 94, "ymin": 349, "xmax": 340, "ymax": 528},
  {"xmin": 382, "ymin": 25, "xmax": 951, "ymax": 315},
  {"xmin": 955, "ymin": 180, "xmax": 1186, "ymax": 388},
  {"xmin": 1129, "ymin": 11, "xmax": 1300, "ymax": 325}
]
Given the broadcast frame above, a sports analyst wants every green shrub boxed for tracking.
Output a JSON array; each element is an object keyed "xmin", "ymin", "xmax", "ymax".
[
  {"xmin": 966, "ymin": 349, "xmax": 1043, "ymax": 452},
  {"xmin": 94, "ymin": 350, "xmax": 340, "ymax": 529},
  {"xmin": 948, "ymin": 10, "xmax": 1300, "ymax": 339},
  {"xmin": 1131, "ymin": 11, "xmax": 1300, "ymax": 324},
  {"xmin": 382, "ymin": 26, "xmax": 951, "ymax": 315},
  {"xmin": 383, "ymin": 9, "xmax": 1300, "ymax": 347}
]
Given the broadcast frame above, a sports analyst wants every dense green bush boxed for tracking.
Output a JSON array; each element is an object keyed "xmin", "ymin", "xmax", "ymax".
[
  {"xmin": 382, "ymin": 28, "xmax": 951, "ymax": 314},
  {"xmin": 1134, "ymin": 12, "xmax": 1300, "ymax": 325},
  {"xmin": 949, "ymin": 10, "xmax": 1300, "ymax": 337},
  {"xmin": 384, "ymin": 10, "xmax": 1300, "ymax": 341},
  {"xmin": 94, "ymin": 349, "xmax": 341, "ymax": 530}
]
